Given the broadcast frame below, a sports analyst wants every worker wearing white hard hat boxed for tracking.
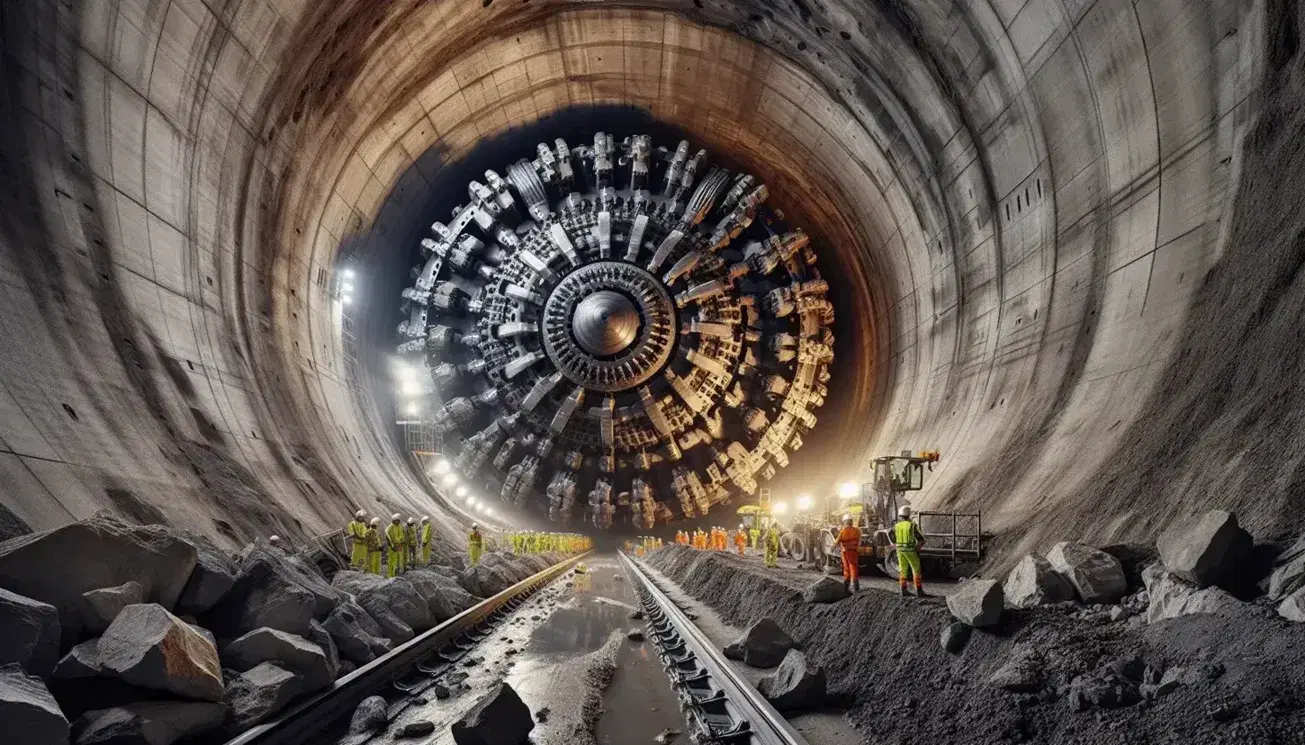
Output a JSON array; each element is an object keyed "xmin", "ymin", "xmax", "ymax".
[
  {"xmin": 405, "ymin": 517, "xmax": 418, "ymax": 568},
  {"xmin": 893, "ymin": 506, "xmax": 926, "ymax": 597},
  {"xmin": 837, "ymin": 515, "xmax": 862, "ymax": 592},
  {"xmin": 418, "ymin": 516, "xmax": 433, "ymax": 566},
  {"xmin": 385, "ymin": 514, "xmax": 408, "ymax": 577},
  {"xmin": 346, "ymin": 510, "xmax": 369, "ymax": 569},
  {"xmin": 365, "ymin": 518, "xmax": 382, "ymax": 574}
]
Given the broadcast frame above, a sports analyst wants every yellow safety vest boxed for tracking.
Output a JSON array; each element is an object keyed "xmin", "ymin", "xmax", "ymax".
[
  {"xmin": 894, "ymin": 520, "xmax": 920, "ymax": 552},
  {"xmin": 385, "ymin": 523, "xmax": 407, "ymax": 548},
  {"xmin": 468, "ymin": 530, "xmax": 483, "ymax": 548},
  {"xmin": 420, "ymin": 523, "xmax": 432, "ymax": 545},
  {"xmin": 347, "ymin": 520, "xmax": 367, "ymax": 539}
]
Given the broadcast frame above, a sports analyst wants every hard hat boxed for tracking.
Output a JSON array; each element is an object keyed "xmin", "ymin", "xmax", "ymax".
[
  {"xmin": 421, "ymin": 515, "xmax": 430, "ymax": 522},
  {"xmin": 391, "ymin": 513, "xmax": 401, "ymax": 521},
  {"xmin": 355, "ymin": 510, "xmax": 365, "ymax": 519},
  {"xmin": 407, "ymin": 517, "xmax": 415, "ymax": 525},
  {"xmin": 843, "ymin": 514, "xmax": 853, "ymax": 523},
  {"xmin": 471, "ymin": 523, "xmax": 479, "ymax": 530},
  {"xmin": 269, "ymin": 535, "xmax": 280, "ymax": 543},
  {"xmin": 370, "ymin": 517, "xmax": 380, "ymax": 526},
  {"xmin": 898, "ymin": 506, "xmax": 912, "ymax": 518}
]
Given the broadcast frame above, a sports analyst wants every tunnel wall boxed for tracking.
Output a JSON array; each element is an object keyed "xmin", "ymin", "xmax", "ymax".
[{"xmin": 0, "ymin": 0, "xmax": 1283, "ymax": 559}]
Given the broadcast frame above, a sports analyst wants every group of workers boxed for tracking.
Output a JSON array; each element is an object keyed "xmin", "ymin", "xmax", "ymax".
[
  {"xmin": 834, "ymin": 506, "xmax": 927, "ymax": 596},
  {"xmin": 662, "ymin": 506, "xmax": 927, "ymax": 597},
  {"xmin": 345, "ymin": 512, "xmax": 591, "ymax": 575},
  {"xmin": 676, "ymin": 523, "xmax": 783, "ymax": 567},
  {"xmin": 344, "ymin": 511, "xmax": 436, "ymax": 577},
  {"xmin": 506, "ymin": 531, "xmax": 592, "ymax": 556},
  {"xmin": 626, "ymin": 536, "xmax": 664, "ymax": 557}
]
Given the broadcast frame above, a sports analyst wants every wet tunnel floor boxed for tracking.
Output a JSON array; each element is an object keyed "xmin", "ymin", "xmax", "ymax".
[{"xmin": 346, "ymin": 553, "xmax": 682, "ymax": 745}]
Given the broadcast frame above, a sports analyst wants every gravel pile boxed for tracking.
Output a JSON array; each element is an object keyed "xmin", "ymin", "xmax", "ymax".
[{"xmin": 646, "ymin": 544, "xmax": 1305, "ymax": 744}]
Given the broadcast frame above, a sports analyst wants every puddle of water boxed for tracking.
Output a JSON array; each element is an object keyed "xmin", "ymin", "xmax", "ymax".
[{"xmin": 527, "ymin": 597, "xmax": 631, "ymax": 657}]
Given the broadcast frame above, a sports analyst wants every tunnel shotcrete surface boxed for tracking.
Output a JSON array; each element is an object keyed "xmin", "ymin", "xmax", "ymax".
[{"xmin": 0, "ymin": 0, "xmax": 1298, "ymax": 562}]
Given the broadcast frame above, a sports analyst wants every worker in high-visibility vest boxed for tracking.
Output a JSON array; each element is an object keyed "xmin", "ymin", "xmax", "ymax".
[
  {"xmin": 384, "ymin": 514, "xmax": 407, "ymax": 577},
  {"xmin": 346, "ymin": 510, "xmax": 368, "ymax": 570},
  {"xmin": 734, "ymin": 525, "xmax": 748, "ymax": 556},
  {"xmin": 763, "ymin": 525, "xmax": 780, "ymax": 568},
  {"xmin": 418, "ymin": 515, "xmax": 433, "ymax": 565},
  {"xmin": 365, "ymin": 518, "xmax": 382, "ymax": 574},
  {"xmin": 836, "ymin": 515, "xmax": 862, "ymax": 593},
  {"xmin": 893, "ymin": 506, "xmax": 927, "ymax": 597},
  {"xmin": 405, "ymin": 517, "xmax": 418, "ymax": 568},
  {"xmin": 468, "ymin": 523, "xmax": 484, "ymax": 566}
]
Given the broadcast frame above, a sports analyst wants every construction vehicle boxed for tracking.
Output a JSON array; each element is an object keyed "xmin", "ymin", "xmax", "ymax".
[{"xmin": 796, "ymin": 451, "xmax": 987, "ymax": 578}]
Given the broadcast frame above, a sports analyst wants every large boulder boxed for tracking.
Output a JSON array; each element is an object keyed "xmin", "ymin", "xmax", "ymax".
[
  {"xmin": 49, "ymin": 641, "xmax": 159, "ymax": 720},
  {"xmin": 53, "ymin": 639, "xmax": 105, "ymax": 680},
  {"xmin": 204, "ymin": 542, "xmax": 344, "ymax": 640},
  {"xmin": 223, "ymin": 662, "xmax": 301, "ymax": 731},
  {"xmin": 0, "ymin": 512, "xmax": 197, "ymax": 633},
  {"xmin": 0, "ymin": 587, "xmax": 61, "ymax": 676},
  {"xmin": 306, "ymin": 621, "xmax": 339, "ymax": 681},
  {"xmin": 220, "ymin": 628, "xmax": 333, "ymax": 693},
  {"xmin": 451, "ymin": 683, "xmax": 534, "ymax": 745},
  {"xmin": 722, "ymin": 619, "xmax": 794, "ymax": 669},
  {"xmin": 947, "ymin": 579, "xmax": 1004, "ymax": 628},
  {"xmin": 82, "ymin": 581, "xmax": 145, "ymax": 634},
  {"xmin": 802, "ymin": 576, "xmax": 850, "ymax": 604},
  {"xmin": 354, "ymin": 579, "xmax": 433, "ymax": 645},
  {"xmin": 458, "ymin": 563, "xmax": 515, "ymax": 598},
  {"xmin": 1157, "ymin": 510, "xmax": 1252, "ymax": 590},
  {"xmin": 321, "ymin": 602, "xmax": 390, "ymax": 666},
  {"xmin": 756, "ymin": 650, "xmax": 825, "ymax": 711},
  {"xmin": 1266, "ymin": 532, "xmax": 1305, "ymax": 601},
  {"xmin": 1003, "ymin": 554, "xmax": 1075, "ymax": 609},
  {"xmin": 0, "ymin": 663, "xmax": 70, "ymax": 743},
  {"xmin": 175, "ymin": 532, "xmax": 237, "ymax": 615},
  {"xmin": 1142, "ymin": 563, "xmax": 1237, "ymax": 623},
  {"xmin": 1277, "ymin": 585, "xmax": 1305, "ymax": 622},
  {"xmin": 97, "ymin": 604, "xmax": 223, "ymax": 702},
  {"xmin": 330, "ymin": 571, "xmax": 384, "ymax": 597},
  {"xmin": 72, "ymin": 701, "xmax": 227, "ymax": 745},
  {"xmin": 402, "ymin": 569, "xmax": 478, "ymax": 621},
  {"xmin": 1047, "ymin": 542, "xmax": 1127, "ymax": 604}
]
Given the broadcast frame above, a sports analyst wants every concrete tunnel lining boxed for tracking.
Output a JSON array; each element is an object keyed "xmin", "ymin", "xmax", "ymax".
[{"xmin": 0, "ymin": 0, "xmax": 1279, "ymax": 562}]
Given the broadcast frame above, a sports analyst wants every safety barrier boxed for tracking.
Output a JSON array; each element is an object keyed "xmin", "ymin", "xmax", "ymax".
[
  {"xmin": 619, "ymin": 553, "xmax": 809, "ymax": 745},
  {"xmin": 225, "ymin": 552, "xmax": 590, "ymax": 745}
]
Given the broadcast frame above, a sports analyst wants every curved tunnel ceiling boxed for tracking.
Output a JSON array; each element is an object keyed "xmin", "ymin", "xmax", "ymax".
[{"xmin": 0, "ymin": 0, "xmax": 1291, "ymax": 559}]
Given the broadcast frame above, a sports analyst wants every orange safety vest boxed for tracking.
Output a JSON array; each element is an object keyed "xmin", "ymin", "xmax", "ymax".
[{"xmin": 837, "ymin": 525, "xmax": 861, "ymax": 552}]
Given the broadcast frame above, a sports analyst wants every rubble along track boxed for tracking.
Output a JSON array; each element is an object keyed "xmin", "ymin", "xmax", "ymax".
[
  {"xmin": 225, "ymin": 553, "xmax": 591, "ymax": 745},
  {"xmin": 619, "ymin": 552, "xmax": 809, "ymax": 745}
]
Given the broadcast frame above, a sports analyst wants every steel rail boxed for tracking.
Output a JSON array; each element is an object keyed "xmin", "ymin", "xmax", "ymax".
[
  {"xmin": 619, "ymin": 553, "xmax": 809, "ymax": 745},
  {"xmin": 226, "ymin": 552, "xmax": 590, "ymax": 745}
]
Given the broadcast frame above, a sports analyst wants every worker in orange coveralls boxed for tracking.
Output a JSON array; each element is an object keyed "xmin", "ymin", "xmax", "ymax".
[
  {"xmin": 837, "ymin": 514, "xmax": 862, "ymax": 593},
  {"xmin": 734, "ymin": 525, "xmax": 748, "ymax": 556}
]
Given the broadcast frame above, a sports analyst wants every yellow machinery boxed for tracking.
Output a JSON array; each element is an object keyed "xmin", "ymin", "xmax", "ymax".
[{"xmin": 805, "ymin": 451, "xmax": 986, "ymax": 578}]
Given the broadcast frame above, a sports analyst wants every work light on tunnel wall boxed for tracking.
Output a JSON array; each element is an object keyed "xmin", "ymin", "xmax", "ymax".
[
  {"xmin": 441, "ymin": 472, "xmax": 458, "ymax": 487},
  {"xmin": 797, "ymin": 495, "xmax": 813, "ymax": 511},
  {"xmin": 837, "ymin": 482, "xmax": 859, "ymax": 499},
  {"xmin": 394, "ymin": 131, "xmax": 835, "ymax": 532},
  {"xmin": 772, "ymin": 501, "xmax": 789, "ymax": 515},
  {"xmin": 455, "ymin": 485, "xmax": 468, "ymax": 498},
  {"xmin": 434, "ymin": 458, "xmax": 451, "ymax": 474}
]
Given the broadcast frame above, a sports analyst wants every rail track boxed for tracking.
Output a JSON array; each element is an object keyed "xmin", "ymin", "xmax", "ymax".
[
  {"xmin": 225, "ymin": 552, "xmax": 589, "ymax": 745},
  {"xmin": 619, "ymin": 553, "xmax": 810, "ymax": 745}
]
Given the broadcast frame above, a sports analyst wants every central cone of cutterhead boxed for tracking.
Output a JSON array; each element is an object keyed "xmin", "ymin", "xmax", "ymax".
[{"xmin": 572, "ymin": 290, "xmax": 640, "ymax": 356}]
